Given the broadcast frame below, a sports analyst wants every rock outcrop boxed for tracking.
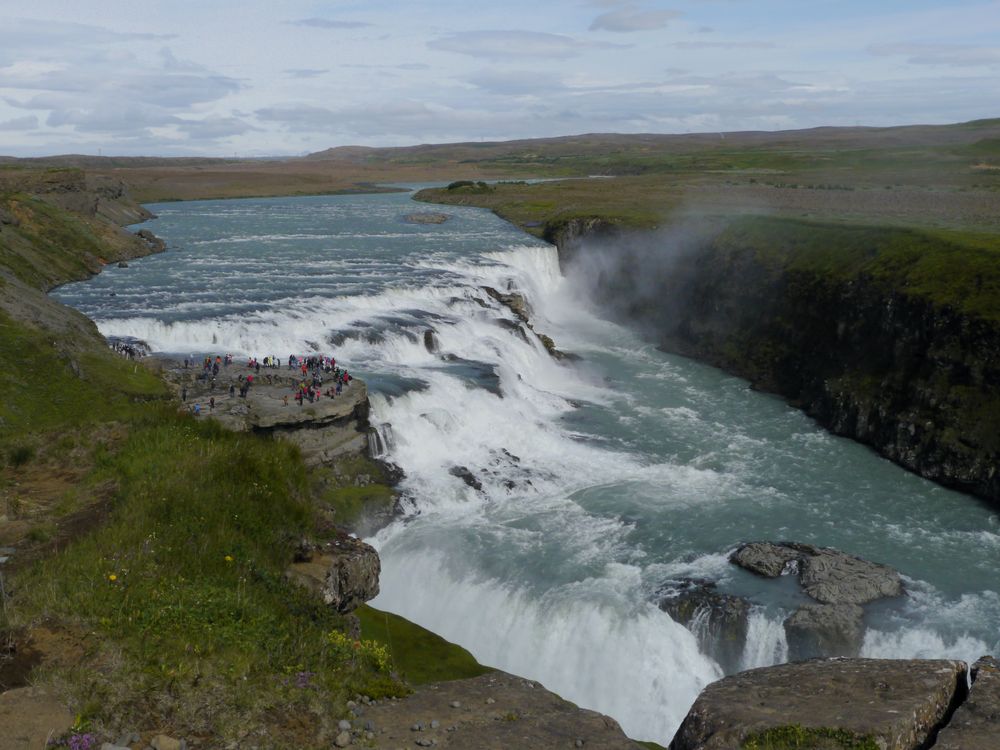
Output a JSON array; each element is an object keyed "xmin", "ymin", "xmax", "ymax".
[
  {"xmin": 657, "ymin": 579, "xmax": 751, "ymax": 675},
  {"xmin": 934, "ymin": 656, "xmax": 1000, "ymax": 750},
  {"xmin": 156, "ymin": 360, "xmax": 371, "ymax": 466},
  {"xmin": 286, "ymin": 535, "xmax": 380, "ymax": 613},
  {"xmin": 730, "ymin": 542, "xmax": 903, "ymax": 660},
  {"xmin": 669, "ymin": 658, "xmax": 968, "ymax": 750},
  {"xmin": 363, "ymin": 671, "xmax": 645, "ymax": 749}
]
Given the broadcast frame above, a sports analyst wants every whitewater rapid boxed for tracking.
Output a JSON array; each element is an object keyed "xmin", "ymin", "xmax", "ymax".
[{"xmin": 51, "ymin": 192, "xmax": 1000, "ymax": 745}]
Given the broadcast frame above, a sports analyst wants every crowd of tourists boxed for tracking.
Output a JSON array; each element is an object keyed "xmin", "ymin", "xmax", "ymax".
[{"xmin": 181, "ymin": 352, "xmax": 354, "ymax": 413}]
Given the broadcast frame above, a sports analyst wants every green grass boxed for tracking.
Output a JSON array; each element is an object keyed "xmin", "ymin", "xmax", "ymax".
[
  {"xmin": 742, "ymin": 725, "xmax": 880, "ymax": 749},
  {"xmin": 356, "ymin": 604, "xmax": 492, "ymax": 685},
  {"xmin": 10, "ymin": 412, "xmax": 405, "ymax": 744},
  {"xmin": 0, "ymin": 309, "xmax": 168, "ymax": 438},
  {"xmin": 713, "ymin": 216, "xmax": 1000, "ymax": 323}
]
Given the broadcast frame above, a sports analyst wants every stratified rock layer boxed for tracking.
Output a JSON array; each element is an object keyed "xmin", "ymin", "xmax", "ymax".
[
  {"xmin": 934, "ymin": 656, "xmax": 1000, "ymax": 750},
  {"xmin": 669, "ymin": 658, "xmax": 967, "ymax": 750}
]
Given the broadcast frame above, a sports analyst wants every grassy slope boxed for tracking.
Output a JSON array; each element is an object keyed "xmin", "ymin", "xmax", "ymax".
[{"xmin": 0, "ymin": 182, "xmax": 491, "ymax": 748}]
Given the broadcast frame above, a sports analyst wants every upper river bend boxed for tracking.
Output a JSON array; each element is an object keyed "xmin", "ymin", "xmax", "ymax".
[{"xmin": 53, "ymin": 190, "xmax": 1000, "ymax": 745}]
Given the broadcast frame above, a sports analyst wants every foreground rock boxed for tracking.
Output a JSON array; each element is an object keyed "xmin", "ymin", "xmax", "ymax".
[
  {"xmin": 286, "ymin": 535, "xmax": 380, "ymax": 613},
  {"xmin": 934, "ymin": 656, "xmax": 1000, "ymax": 749},
  {"xmin": 731, "ymin": 541, "xmax": 903, "ymax": 660},
  {"xmin": 669, "ymin": 658, "xmax": 967, "ymax": 750},
  {"xmin": 363, "ymin": 671, "xmax": 644, "ymax": 749},
  {"xmin": 0, "ymin": 687, "xmax": 73, "ymax": 750}
]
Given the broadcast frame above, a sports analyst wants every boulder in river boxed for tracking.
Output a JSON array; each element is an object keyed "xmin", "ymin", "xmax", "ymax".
[
  {"xmin": 783, "ymin": 603, "xmax": 864, "ymax": 660},
  {"xmin": 657, "ymin": 578, "xmax": 751, "ymax": 675},
  {"xmin": 669, "ymin": 658, "xmax": 968, "ymax": 750},
  {"xmin": 404, "ymin": 212, "xmax": 450, "ymax": 225},
  {"xmin": 730, "ymin": 541, "xmax": 903, "ymax": 605}
]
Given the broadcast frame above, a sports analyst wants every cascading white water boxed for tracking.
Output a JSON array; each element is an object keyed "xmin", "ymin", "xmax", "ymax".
[{"xmin": 52, "ymin": 192, "xmax": 1000, "ymax": 746}]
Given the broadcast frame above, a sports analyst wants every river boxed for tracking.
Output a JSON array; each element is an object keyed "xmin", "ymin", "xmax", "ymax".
[{"xmin": 52, "ymin": 189, "xmax": 1000, "ymax": 745}]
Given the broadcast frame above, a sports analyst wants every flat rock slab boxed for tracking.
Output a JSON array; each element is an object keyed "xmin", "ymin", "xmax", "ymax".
[
  {"xmin": 934, "ymin": 656, "xmax": 1000, "ymax": 750},
  {"xmin": 669, "ymin": 658, "xmax": 966, "ymax": 750},
  {"xmin": 0, "ymin": 686, "xmax": 73, "ymax": 750},
  {"xmin": 364, "ymin": 671, "xmax": 644, "ymax": 749}
]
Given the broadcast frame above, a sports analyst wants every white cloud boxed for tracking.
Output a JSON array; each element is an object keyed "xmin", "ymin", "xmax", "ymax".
[
  {"xmin": 428, "ymin": 30, "xmax": 624, "ymax": 59},
  {"xmin": 288, "ymin": 18, "xmax": 372, "ymax": 29},
  {"xmin": 0, "ymin": 115, "xmax": 38, "ymax": 131},
  {"xmin": 869, "ymin": 43, "xmax": 1000, "ymax": 68},
  {"xmin": 589, "ymin": 6, "xmax": 681, "ymax": 32}
]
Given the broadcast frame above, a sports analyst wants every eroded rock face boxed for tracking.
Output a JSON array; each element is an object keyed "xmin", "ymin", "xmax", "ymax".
[
  {"xmin": 657, "ymin": 579, "xmax": 751, "ymax": 675},
  {"xmin": 669, "ymin": 658, "xmax": 968, "ymax": 750},
  {"xmin": 934, "ymin": 655, "xmax": 1000, "ymax": 750},
  {"xmin": 783, "ymin": 603, "xmax": 863, "ymax": 660},
  {"xmin": 286, "ymin": 536, "xmax": 380, "ymax": 614}
]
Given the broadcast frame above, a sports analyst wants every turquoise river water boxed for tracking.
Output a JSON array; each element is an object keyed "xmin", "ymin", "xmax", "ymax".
[{"xmin": 52, "ymin": 190, "xmax": 1000, "ymax": 744}]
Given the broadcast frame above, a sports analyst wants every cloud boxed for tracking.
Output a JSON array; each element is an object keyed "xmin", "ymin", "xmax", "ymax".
[
  {"xmin": 466, "ymin": 69, "xmax": 568, "ymax": 96},
  {"xmin": 288, "ymin": 18, "xmax": 371, "ymax": 29},
  {"xmin": 0, "ymin": 18, "xmax": 241, "ymax": 142},
  {"xmin": 429, "ymin": 30, "xmax": 624, "ymax": 59},
  {"xmin": 174, "ymin": 116, "xmax": 257, "ymax": 139},
  {"xmin": 869, "ymin": 43, "xmax": 1000, "ymax": 68},
  {"xmin": 284, "ymin": 68, "xmax": 328, "ymax": 79},
  {"xmin": 0, "ymin": 115, "xmax": 38, "ymax": 132},
  {"xmin": 672, "ymin": 41, "xmax": 776, "ymax": 50},
  {"xmin": 589, "ymin": 6, "xmax": 681, "ymax": 32}
]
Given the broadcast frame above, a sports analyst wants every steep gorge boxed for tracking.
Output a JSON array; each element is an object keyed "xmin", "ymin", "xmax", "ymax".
[{"xmin": 551, "ymin": 216, "xmax": 1000, "ymax": 509}]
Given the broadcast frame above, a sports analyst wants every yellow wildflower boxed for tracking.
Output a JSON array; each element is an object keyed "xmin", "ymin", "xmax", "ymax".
[
  {"xmin": 108, "ymin": 573, "xmax": 118, "ymax": 582},
  {"xmin": 224, "ymin": 555, "xmax": 234, "ymax": 563}
]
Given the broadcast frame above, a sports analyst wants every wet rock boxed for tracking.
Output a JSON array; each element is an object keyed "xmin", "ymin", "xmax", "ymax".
[
  {"xmin": 657, "ymin": 578, "xmax": 751, "ymax": 674},
  {"xmin": 135, "ymin": 228, "xmax": 166, "ymax": 252},
  {"xmin": 934, "ymin": 655, "xmax": 1000, "ymax": 749},
  {"xmin": 730, "ymin": 541, "xmax": 903, "ymax": 605},
  {"xmin": 449, "ymin": 466, "xmax": 483, "ymax": 492},
  {"xmin": 729, "ymin": 541, "xmax": 804, "ymax": 577},
  {"xmin": 493, "ymin": 317, "xmax": 530, "ymax": 343},
  {"xmin": 423, "ymin": 329, "xmax": 439, "ymax": 353},
  {"xmin": 404, "ymin": 212, "xmax": 450, "ymax": 225},
  {"xmin": 799, "ymin": 547, "xmax": 903, "ymax": 605},
  {"xmin": 117, "ymin": 261, "xmax": 129, "ymax": 268},
  {"xmin": 285, "ymin": 535, "xmax": 380, "ymax": 613},
  {"xmin": 482, "ymin": 286, "xmax": 530, "ymax": 323},
  {"xmin": 783, "ymin": 603, "xmax": 864, "ymax": 660},
  {"xmin": 670, "ymin": 658, "xmax": 968, "ymax": 750}
]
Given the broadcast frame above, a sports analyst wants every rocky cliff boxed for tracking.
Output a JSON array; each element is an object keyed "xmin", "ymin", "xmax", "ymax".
[{"xmin": 553, "ymin": 216, "xmax": 1000, "ymax": 508}]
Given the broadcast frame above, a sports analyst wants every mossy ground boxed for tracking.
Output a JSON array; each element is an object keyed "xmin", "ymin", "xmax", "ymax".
[{"xmin": 742, "ymin": 725, "xmax": 880, "ymax": 749}]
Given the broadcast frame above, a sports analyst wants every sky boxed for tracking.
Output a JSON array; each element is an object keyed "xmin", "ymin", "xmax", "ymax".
[{"xmin": 1, "ymin": 0, "xmax": 999, "ymax": 156}]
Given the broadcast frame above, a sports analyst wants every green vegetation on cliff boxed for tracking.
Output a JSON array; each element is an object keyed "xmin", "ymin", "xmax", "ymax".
[{"xmin": 0, "ymin": 176, "xmax": 491, "ymax": 747}]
